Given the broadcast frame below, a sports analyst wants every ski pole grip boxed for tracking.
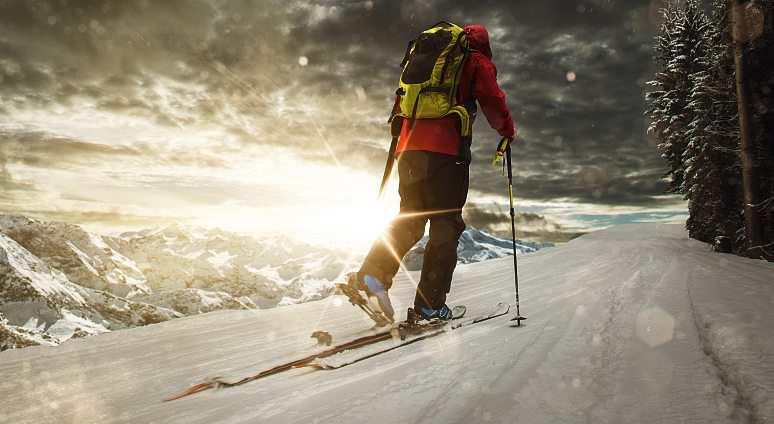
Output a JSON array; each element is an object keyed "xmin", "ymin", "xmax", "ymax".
[
  {"xmin": 505, "ymin": 143, "xmax": 513, "ymax": 180},
  {"xmin": 491, "ymin": 137, "xmax": 511, "ymax": 166}
]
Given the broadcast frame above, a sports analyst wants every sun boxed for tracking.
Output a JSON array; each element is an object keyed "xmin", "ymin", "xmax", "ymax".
[
  {"xmin": 197, "ymin": 198, "xmax": 399, "ymax": 251},
  {"xmin": 299, "ymin": 197, "xmax": 399, "ymax": 250},
  {"xmin": 193, "ymin": 151, "xmax": 404, "ymax": 250},
  {"xmin": 278, "ymin": 164, "xmax": 403, "ymax": 250}
]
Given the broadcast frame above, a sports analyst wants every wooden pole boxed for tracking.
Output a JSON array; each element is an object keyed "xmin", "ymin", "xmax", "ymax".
[{"xmin": 731, "ymin": 0, "xmax": 764, "ymax": 256}]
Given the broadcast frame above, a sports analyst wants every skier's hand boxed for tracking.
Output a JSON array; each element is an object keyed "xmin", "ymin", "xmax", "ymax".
[{"xmin": 491, "ymin": 136, "xmax": 514, "ymax": 166}]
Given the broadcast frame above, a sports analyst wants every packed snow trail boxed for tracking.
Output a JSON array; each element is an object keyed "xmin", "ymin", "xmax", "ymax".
[{"xmin": 1, "ymin": 224, "xmax": 773, "ymax": 423}]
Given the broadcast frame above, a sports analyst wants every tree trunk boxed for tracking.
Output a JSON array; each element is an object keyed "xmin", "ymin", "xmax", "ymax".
[{"xmin": 731, "ymin": 0, "xmax": 765, "ymax": 257}]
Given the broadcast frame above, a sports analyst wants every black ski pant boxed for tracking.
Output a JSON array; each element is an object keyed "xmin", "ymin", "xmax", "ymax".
[{"xmin": 359, "ymin": 150, "xmax": 469, "ymax": 310}]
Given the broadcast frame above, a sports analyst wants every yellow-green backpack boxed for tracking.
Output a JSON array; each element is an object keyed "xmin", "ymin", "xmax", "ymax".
[{"xmin": 390, "ymin": 21, "xmax": 471, "ymax": 137}]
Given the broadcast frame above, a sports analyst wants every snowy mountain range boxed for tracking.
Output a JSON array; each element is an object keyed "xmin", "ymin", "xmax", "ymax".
[
  {"xmin": 0, "ymin": 215, "xmax": 549, "ymax": 350},
  {"xmin": 0, "ymin": 232, "xmax": 180, "ymax": 350},
  {"xmin": 403, "ymin": 227, "xmax": 552, "ymax": 271}
]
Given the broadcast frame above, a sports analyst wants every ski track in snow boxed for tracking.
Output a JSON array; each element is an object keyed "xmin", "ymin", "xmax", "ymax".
[{"xmin": 1, "ymin": 224, "xmax": 773, "ymax": 423}]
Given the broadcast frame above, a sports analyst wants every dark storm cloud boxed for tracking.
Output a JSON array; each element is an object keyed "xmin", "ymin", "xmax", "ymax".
[
  {"xmin": 0, "ymin": 129, "xmax": 228, "ymax": 169},
  {"xmin": 0, "ymin": 0, "xmax": 670, "ymax": 206},
  {"xmin": 0, "ymin": 130, "xmax": 140, "ymax": 165},
  {"xmin": 445, "ymin": 1, "xmax": 663, "ymax": 204},
  {"xmin": 263, "ymin": 0, "xmax": 668, "ymax": 206},
  {"xmin": 505, "ymin": 165, "xmax": 670, "ymax": 205},
  {"xmin": 463, "ymin": 201, "xmax": 575, "ymax": 237}
]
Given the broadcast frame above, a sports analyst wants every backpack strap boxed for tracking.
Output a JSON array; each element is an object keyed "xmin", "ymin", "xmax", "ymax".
[
  {"xmin": 439, "ymin": 31, "xmax": 464, "ymax": 85},
  {"xmin": 399, "ymin": 40, "xmax": 414, "ymax": 69},
  {"xmin": 428, "ymin": 21, "xmax": 457, "ymax": 29}
]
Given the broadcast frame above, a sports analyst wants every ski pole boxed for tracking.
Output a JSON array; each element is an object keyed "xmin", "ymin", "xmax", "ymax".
[
  {"xmin": 504, "ymin": 141, "xmax": 526, "ymax": 326},
  {"xmin": 378, "ymin": 135, "xmax": 398, "ymax": 198},
  {"xmin": 378, "ymin": 117, "xmax": 404, "ymax": 198}
]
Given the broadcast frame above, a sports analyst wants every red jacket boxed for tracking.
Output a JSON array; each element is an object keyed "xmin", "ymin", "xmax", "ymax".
[{"xmin": 396, "ymin": 24, "xmax": 516, "ymax": 156}]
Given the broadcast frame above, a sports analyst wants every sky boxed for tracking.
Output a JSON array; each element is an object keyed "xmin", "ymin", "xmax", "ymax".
[{"xmin": 0, "ymin": 0, "xmax": 687, "ymax": 248}]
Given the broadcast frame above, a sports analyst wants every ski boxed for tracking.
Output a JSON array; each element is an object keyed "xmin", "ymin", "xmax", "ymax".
[
  {"xmin": 163, "ymin": 303, "xmax": 507, "ymax": 402},
  {"xmin": 164, "ymin": 328, "xmax": 395, "ymax": 401},
  {"xmin": 304, "ymin": 303, "xmax": 509, "ymax": 370}
]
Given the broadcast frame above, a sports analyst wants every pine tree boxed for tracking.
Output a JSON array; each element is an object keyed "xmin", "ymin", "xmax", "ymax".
[
  {"xmin": 683, "ymin": 0, "xmax": 745, "ymax": 244},
  {"xmin": 647, "ymin": 0, "xmax": 749, "ymax": 249},
  {"xmin": 646, "ymin": 2, "xmax": 683, "ymax": 193},
  {"xmin": 646, "ymin": 1, "xmax": 711, "ymax": 194},
  {"xmin": 681, "ymin": 1, "xmax": 714, "ymax": 242}
]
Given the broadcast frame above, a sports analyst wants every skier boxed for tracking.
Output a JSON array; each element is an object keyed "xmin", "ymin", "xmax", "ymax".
[{"xmin": 348, "ymin": 23, "xmax": 516, "ymax": 323}]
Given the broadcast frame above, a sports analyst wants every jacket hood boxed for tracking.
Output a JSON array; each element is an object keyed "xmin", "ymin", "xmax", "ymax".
[{"xmin": 464, "ymin": 25, "xmax": 492, "ymax": 59}]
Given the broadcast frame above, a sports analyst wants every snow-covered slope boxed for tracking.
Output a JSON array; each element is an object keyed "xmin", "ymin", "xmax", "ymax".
[
  {"xmin": 403, "ymin": 227, "xmax": 551, "ymax": 271},
  {"xmin": 0, "ymin": 233, "xmax": 180, "ymax": 349},
  {"xmin": 1, "ymin": 224, "xmax": 773, "ymax": 423}
]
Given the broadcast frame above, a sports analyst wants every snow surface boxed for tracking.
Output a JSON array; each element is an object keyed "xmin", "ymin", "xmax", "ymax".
[{"xmin": 1, "ymin": 224, "xmax": 773, "ymax": 423}]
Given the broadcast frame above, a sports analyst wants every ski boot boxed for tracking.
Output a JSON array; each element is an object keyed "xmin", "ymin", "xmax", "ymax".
[
  {"xmin": 336, "ymin": 272, "xmax": 395, "ymax": 327},
  {"xmin": 399, "ymin": 304, "xmax": 465, "ymax": 339},
  {"xmin": 416, "ymin": 305, "xmax": 455, "ymax": 321}
]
